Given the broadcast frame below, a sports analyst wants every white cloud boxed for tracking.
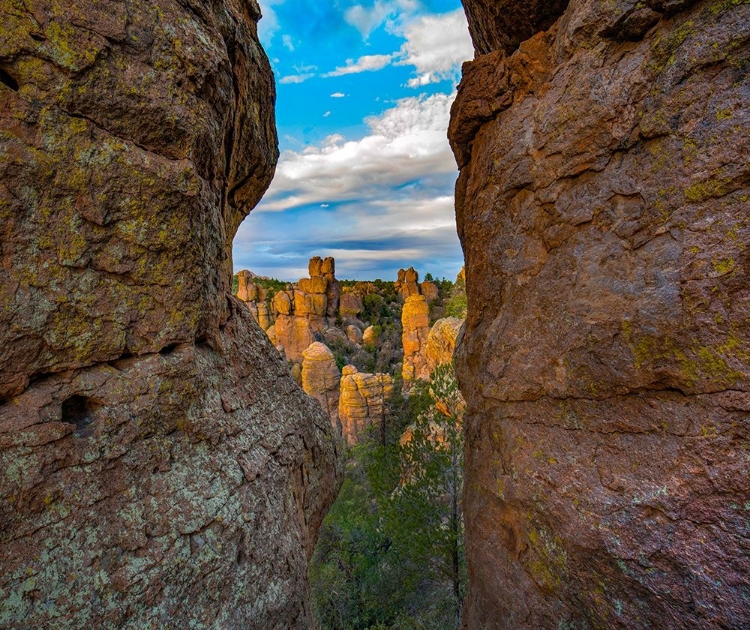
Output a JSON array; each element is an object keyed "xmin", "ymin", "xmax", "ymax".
[
  {"xmin": 279, "ymin": 73, "xmax": 315, "ymax": 84},
  {"xmin": 258, "ymin": 92, "xmax": 457, "ymax": 212},
  {"xmin": 324, "ymin": 54, "xmax": 394, "ymax": 77},
  {"xmin": 282, "ymin": 34, "xmax": 295, "ymax": 51},
  {"xmin": 323, "ymin": 111, "xmax": 331, "ymax": 118},
  {"xmin": 257, "ymin": 0, "xmax": 285, "ymax": 45},
  {"xmin": 344, "ymin": 1, "xmax": 394, "ymax": 39},
  {"xmin": 330, "ymin": 92, "xmax": 347, "ymax": 98},
  {"xmin": 395, "ymin": 9, "xmax": 473, "ymax": 87}
]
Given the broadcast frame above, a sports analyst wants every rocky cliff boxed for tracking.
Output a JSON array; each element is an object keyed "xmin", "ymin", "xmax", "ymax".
[
  {"xmin": 451, "ymin": 1, "xmax": 749, "ymax": 628},
  {"xmin": 0, "ymin": 1, "xmax": 341, "ymax": 627}
]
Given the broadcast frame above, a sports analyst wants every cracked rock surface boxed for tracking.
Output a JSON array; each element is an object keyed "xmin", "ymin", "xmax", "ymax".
[
  {"xmin": 451, "ymin": 0, "xmax": 750, "ymax": 627},
  {"xmin": 0, "ymin": 0, "xmax": 342, "ymax": 627}
]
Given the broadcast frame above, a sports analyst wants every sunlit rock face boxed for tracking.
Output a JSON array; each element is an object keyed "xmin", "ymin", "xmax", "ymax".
[
  {"xmin": 0, "ymin": 0, "xmax": 342, "ymax": 627},
  {"xmin": 451, "ymin": 0, "xmax": 750, "ymax": 628},
  {"xmin": 401, "ymin": 294, "xmax": 431, "ymax": 386},
  {"xmin": 339, "ymin": 366, "xmax": 394, "ymax": 446},
  {"xmin": 302, "ymin": 342, "xmax": 342, "ymax": 435}
]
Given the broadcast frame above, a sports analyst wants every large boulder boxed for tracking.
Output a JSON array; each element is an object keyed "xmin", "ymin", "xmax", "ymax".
[
  {"xmin": 0, "ymin": 2, "xmax": 342, "ymax": 627},
  {"xmin": 451, "ymin": 0, "xmax": 750, "ymax": 627}
]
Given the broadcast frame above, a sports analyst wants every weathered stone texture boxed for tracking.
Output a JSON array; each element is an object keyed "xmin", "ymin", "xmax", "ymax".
[
  {"xmin": 339, "ymin": 366, "xmax": 394, "ymax": 445},
  {"xmin": 425, "ymin": 317, "xmax": 463, "ymax": 375},
  {"xmin": 302, "ymin": 342, "xmax": 342, "ymax": 436},
  {"xmin": 0, "ymin": 0, "xmax": 342, "ymax": 627},
  {"xmin": 401, "ymin": 294, "xmax": 431, "ymax": 385},
  {"xmin": 452, "ymin": 0, "xmax": 750, "ymax": 628}
]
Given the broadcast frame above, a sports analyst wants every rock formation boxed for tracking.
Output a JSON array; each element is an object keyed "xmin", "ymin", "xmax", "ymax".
[
  {"xmin": 302, "ymin": 342, "xmax": 342, "ymax": 436},
  {"xmin": 339, "ymin": 366, "xmax": 394, "ymax": 445},
  {"xmin": 420, "ymin": 281, "xmax": 440, "ymax": 302},
  {"xmin": 451, "ymin": 1, "xmax": 750, "ymax": 627},
  {"xmin": 401, "ymin": 295, "xmax": 431, "ymax": 385},
  {"xmin": 339, "ymin": 292, "xmax": 364, "ymax": 320},
  {"xmin": 0, "ymin": 1, "xmax": 342, "ymax": 627},
  {"xmin": 395, "ymin": 267, "xmax": 421, "ymax": 299},
  {"xmin": 425, "ymin": 317, "xmax": 463, "ymax": 375},
  {"xmin": 259, "ymin": 256, "xmax": 342, "ymax": 362}
]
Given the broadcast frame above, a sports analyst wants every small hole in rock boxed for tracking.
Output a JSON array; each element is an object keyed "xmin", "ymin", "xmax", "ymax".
[
  {"xmin": 61, "ymin": 395, "xmax": 99, "ymax": 438},
  {"xmin": 0, "ymin": 67, "xmax": 19, "ymax": 92},
  {"xmin": 160, "ymin": 342, "xmax": 180, "ymax": 356}
]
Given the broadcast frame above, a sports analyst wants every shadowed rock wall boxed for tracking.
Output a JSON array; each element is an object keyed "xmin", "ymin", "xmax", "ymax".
[
  {"xmin": 0, "ymin": 0, "xmax": 342, "ymax": 627},
  {"xmin": 451, "ymin": 0, "xmax": 750, "ymax": 627}
]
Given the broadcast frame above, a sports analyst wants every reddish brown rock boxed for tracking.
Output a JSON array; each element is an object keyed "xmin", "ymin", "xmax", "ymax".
[
  {"xmin": 0, "ymin": 1, "xmax": 342, "ymax": 627},
  {"xmin": 420, "ymin": 281, "xmax": 440, "ymax": 302},
  {"xmin": 452, "ymin": 1, "xmax": 750, "ymax": 628},
  {"xmin": 340, "ymin": 293, "xmax": 364, "ymax": 318}
]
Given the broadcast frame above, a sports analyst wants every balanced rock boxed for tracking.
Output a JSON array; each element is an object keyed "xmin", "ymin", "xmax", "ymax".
[
  {"xmin": 395, "ymin": 267, "xmax": 421, "ymax": 299},
  {"xmin": 339, "ymin": 366, "xmax": 394, "ymax": 445},
  {"xmin": 302, "ymin": 343, "xmax": 342, "ymax": 435},
  {"xmin": 451, "ymin": 1, "xmax": 750, "ymax": 627}
]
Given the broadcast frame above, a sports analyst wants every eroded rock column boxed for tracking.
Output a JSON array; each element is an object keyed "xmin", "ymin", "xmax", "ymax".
[
  {"xmin": 451, "ymin": 0, "xmax": 750, "ymax": 627},
  {"xmin": 0, "ymin": 1, "xmax": 342, "ymax": 627}
]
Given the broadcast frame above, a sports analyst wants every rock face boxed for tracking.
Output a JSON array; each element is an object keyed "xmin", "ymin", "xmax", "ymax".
[
  {"xmin": 339, "ymin": 366, "xmax": 394, "ymax": 445},
  {"xmin": 302, "ymin": 342, "xmax": 342, "ymax": 435},
  {"xmin": 425, "ymin": 317, "xmax": 463, "ymax": 374},
  {"xmin": 401, "ymin": 295, "xmax": 431, "ymax": 385},
  {"xmin": 451, "ymin": 1, "xmax": 750, "ymax": 628},
  {"xmin": 0, "ymin": 1, "xmax": 342, "ymax": 627}
]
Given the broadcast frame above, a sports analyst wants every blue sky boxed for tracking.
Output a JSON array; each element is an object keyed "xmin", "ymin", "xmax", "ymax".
[{"xmin": 233, "ymin": 0, "xmax": 473, "ymax": 281}]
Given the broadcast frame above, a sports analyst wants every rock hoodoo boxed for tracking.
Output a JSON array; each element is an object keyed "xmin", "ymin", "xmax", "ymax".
[
  {"xmin": 0, "ymin": 1, "xmax": 342, "ymax": 627},
  {"xmin": 451, "ymin": 1, "xmax": 750, "ymax": 627},
  {"xmin": 402, "ymin": 294, "xmax": 431, "ymax": 385},
  {"xmin": 339, "ymin": 366, "xmax": 395, "ymax": 446},
  {"xmin": 302, "ymin": 342, "xmax": 342, "ymax": 435}
]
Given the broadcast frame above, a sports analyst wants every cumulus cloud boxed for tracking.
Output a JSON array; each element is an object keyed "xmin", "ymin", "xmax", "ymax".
[
  {"xmin": 330, "ymin": 92, "xmax": 347, "ymax": 98},
  {"xmin": 323, "ymin": 54, "xmax": 394, "ymax": 77},
  {"xmin": 258, "ymin": 91, "xmax": 456, "ymax": 212},
  {"xmin": 257, "ymin": 0, "xmax": 285, "ymax": 45},
  {"xmin": 281, "ymin": 34, "xmax": 295, "ymax": 51},
  {"xmin": 395, "ymin": 9, "xmax": 473, "ymax": 86}
]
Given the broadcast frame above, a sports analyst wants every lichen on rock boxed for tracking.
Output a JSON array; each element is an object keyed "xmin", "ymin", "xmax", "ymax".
[
  {"xmin": 0, "ymin": 0, "xmax": 342, "ymax": 627},
  {"xmin": 452, "ymin": 0, "xmax": 750, "ymax": 627}
]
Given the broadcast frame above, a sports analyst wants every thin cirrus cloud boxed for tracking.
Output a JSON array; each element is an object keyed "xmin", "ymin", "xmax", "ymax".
[{"xmin": 323, "ymin": 53, "xmax": 394, "ymax": 77}]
